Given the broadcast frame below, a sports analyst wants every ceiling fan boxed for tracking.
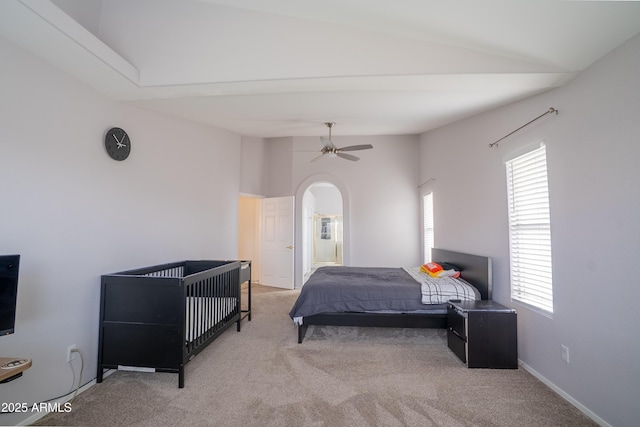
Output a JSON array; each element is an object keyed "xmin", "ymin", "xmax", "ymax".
[{"xmin": 312, "ymin": 122, "xmax": 373, "ymax": 162}]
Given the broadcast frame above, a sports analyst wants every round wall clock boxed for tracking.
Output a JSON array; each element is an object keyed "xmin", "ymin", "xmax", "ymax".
[{"xmin": 104, "ymin": 127, "xmax": 131, "ymax": 161}]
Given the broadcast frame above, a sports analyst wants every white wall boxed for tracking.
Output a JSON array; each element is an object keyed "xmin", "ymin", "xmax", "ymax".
[
  {"xmin": 309, "ymin": 185, "xmax": 343, "ymax": 215},
  {"xmin": 418, "ymin": 33, "xmax": 640, "ymax": 427},
  {"xmin": 0, "ymin": 35, "xmax": 241, "ymax": 426},
  {"xmin": 237, "ymin": 196, "xmax": 260, "ymax": 281},
  {"xmin": 265, "ymin": 137, "xmax": 294, "ymax": 197},
  {"xmin": 239, "ymin": 136, "xmax": 267, "ymax": 196}
]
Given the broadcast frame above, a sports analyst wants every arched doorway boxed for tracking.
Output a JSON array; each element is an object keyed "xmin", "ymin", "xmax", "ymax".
[
  {"xmin": 303, "ymin": 182, "xmax": 343, "ymax": 282},
  {"xmin": 295, "ymin": 175, "xmax": 350, "ymax": 288}
]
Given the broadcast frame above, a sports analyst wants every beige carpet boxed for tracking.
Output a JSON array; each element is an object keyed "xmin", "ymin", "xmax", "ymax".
[{"xmin": 35, "ymin": 285, "xmax": 596, "ymax": 426}]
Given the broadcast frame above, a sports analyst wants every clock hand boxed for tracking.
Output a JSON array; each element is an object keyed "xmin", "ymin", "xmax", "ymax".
[{"xmin": 113, "ymin": 133, "xmax": 127, "ymax": 148}]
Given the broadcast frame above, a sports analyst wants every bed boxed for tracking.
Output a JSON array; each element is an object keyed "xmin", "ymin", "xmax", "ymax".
[
  {"xmin": 97, "ymin": 260, "xmax": 247, "ymax": 388},
  {"xmin": 290, "ymin": 248, "xmax": 492, "ymax": 343}
]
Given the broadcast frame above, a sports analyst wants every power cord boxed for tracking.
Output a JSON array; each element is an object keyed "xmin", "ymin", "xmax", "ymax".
[{"xmin": 68, "ymin": 348, "xmax": 84, "ymax": 404}]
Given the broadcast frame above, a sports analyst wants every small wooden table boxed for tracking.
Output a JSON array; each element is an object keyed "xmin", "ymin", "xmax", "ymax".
[
  {"xmin": 447, "ymin": 300, "xmax": 518, "ymax": 369},
  {"xmin": 0, "ymin": 357, "xmax": 32, "ymax": 383}
]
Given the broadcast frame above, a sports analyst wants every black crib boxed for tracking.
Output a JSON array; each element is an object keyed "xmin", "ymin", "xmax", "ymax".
[{"xmin": 97, "ymin": 260, "xmax": 244, "ymax": 388}]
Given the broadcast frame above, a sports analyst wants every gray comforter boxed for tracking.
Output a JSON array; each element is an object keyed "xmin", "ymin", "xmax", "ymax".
[{"xmin": 289, "ymin": 266, "xmax": 444, "ymax": 319}]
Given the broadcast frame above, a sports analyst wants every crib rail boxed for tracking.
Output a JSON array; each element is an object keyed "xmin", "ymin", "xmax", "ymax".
[
  {"xmin": 142, "ymin": 265, "xmax": 185, "ymax": 277},
  {"xmin": 114, "ymin": 260, "xmax": 234, "ymax": 278}
]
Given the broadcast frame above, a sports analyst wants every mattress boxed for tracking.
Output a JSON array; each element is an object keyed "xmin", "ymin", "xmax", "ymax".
[{"xmin": 289, "ymin": 266, "xmax": 479, "ymax": 325}]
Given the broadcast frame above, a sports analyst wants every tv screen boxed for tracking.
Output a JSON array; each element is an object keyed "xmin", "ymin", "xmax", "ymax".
[{"xmin": 0, "ymin": 255, "xmax": 20, "ymax": 336}]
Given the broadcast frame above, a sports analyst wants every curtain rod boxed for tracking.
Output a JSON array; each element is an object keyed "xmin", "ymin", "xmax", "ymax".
[
  {"xmin": 417, "ymin": 178, "xmax": 436, "ymax": 188},
  {"xmin": 489, "ymin": 107, "xmax": 558, "ymax": 148}
]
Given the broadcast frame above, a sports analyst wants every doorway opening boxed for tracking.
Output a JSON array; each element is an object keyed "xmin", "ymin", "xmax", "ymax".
[
  {"xmin": 313, "ymin": 214, "xmax": 343, "ymax": 267},
  {"xmin": 302, "ymin": 182, "xmax": 343, "ymax": 283}
]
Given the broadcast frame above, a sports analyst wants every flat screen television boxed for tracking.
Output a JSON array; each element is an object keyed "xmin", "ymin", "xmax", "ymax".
[{"xmin": 0, "ymin": 255, "xmax": 20, "ymax": 336}]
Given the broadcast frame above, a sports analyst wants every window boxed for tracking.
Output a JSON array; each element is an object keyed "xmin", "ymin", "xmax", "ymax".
[
  {"xmin": 423, "ymin": 192, "xmax": 434, "ymax": 263},
  {"xmin": 506, "ymin": 145, "xmax": 553, "ymax": 313}
]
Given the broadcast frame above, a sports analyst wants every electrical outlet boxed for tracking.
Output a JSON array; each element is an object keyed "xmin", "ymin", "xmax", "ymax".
[
  {"xmin": 66, "ymin": 344, "xmax": 77, "ymax": 362},
  {"xmin": 561, "ymin": 344, "xmax": 570, "ymax": 363}
]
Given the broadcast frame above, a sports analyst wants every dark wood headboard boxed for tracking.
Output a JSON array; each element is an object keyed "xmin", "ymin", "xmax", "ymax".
[{"xmin": 431, "ymin": 248, "xmax": 492, "ymax": 300}]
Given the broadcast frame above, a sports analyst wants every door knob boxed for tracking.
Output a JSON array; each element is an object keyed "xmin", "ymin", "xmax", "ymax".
[{"xmin": 286, "ymin": 245, "xmax": 293, "ymax": 249}]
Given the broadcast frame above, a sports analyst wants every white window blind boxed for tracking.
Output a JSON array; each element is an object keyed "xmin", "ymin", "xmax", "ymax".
[
  {"xmin": 423, "ymin": 193, "xmax": 434, "ymax": 263},
  {"xmin": 506, "ymin": 145, "xmax": 553, "ymax": 313}
]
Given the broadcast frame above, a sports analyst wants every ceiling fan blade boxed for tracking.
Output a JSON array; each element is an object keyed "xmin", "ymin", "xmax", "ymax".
[
  {"xmin": 320, "ymin": 136, "xmax": 335, "ymax": 149},
  {"xmin": 337, "ymin": 152, "xmax": 360, "ymax": 161},
  {"xmin": 337, "ymin": 144, "xmax": 373, "ymax": 152},
  {"xmin": 311, "ymin": 153, "xmax": 328, "ymax": 162}
]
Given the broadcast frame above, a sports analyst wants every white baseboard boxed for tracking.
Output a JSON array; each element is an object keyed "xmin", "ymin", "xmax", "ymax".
[
  {"xmin": 518, "ymin": 360, "xmax": 610, "ymax": 427},
  {"xmin": 18, "ymin": 369, "xmax": 116, "ymax": 426}
]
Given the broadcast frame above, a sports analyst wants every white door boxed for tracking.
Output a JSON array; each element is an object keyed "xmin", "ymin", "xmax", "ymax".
[{"xmin": 260, "ymin": 196, "xmax": 294, "ymax": 289}]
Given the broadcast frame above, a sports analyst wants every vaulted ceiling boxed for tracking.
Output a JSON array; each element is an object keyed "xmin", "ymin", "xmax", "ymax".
[{"xmin": 2, "ymin": 0, "xmax": 640, "ymax": 137}]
